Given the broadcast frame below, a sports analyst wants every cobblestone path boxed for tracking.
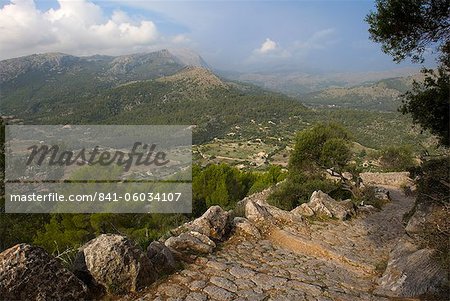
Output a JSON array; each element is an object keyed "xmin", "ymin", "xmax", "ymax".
[{"xmin": 125, "ymin": 186, "xmax": 415, "ymax": 301}]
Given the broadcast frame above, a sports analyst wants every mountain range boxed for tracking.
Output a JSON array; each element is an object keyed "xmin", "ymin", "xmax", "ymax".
[
  {"xmin": 301, "ymin": 74, "xmax": 423, "ymax": 111},
  {"xmin": 0, "ymin": 49, "xmax": 429, "ymax": 148},
  {"xmin": 0, "ymin": 50, "xmax": 309, "ymax": 144}
]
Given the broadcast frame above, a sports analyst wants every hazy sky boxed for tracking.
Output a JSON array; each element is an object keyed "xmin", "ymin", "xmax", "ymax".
[{"xmin": 0, "ymin": 0, "xmax": 436, "ymax": 72}]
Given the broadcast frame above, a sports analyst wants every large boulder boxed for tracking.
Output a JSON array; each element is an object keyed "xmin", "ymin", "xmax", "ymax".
[
  {"xmin": 172, "ymin": 206, "xmax": 230, "ymax": 241},
  {"xmin": 336, "ymin": 199, "xmax": 357, "ymax": 219},
  {"xmin": 232, "ymin": 217, "xmax": 261, "ymax": 238},
  {"xmin": 405, "ymin": 202, "xmax": 443, "ymax": 240},
  {"xmin": 292, "ymin": 191, "xmax": 356, "ymax": 220},
  {"xmin": 73, "ymin": 234, "xmax": 156, "ymax": 295},
  {"xmin": 291, "ymin": 203, "xmax": 314, "ymax": 217},
  {"xmin": 245, "ymin": 200, "xmax": 272, "ymax": 222},
  {"xmin": 245, "ymin": 198, "xmax": 303, "ymax": 226},
  {"xmin": 0, "ymin": 244, "xmax": 87, "ymax": 301},
  {"xmin": 165, "ymin": 231, "xmax": 216, "ymax": 255},
  {"xmin": 146, "ymin": 241, "xmax": 177, "ymax": 274},
  {"xmin": 375, "ymin": 237, "xmax": 447, "ymax": 298}
]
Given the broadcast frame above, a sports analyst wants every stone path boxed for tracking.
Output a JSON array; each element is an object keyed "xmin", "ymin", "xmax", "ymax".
[{"xmin": 124, "ymin": 186, "xmax": 415, "ymax": 301}]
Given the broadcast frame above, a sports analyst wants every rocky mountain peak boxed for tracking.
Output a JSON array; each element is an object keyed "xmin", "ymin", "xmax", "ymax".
[
  {"xmin": 0, "ymin": 52, "xmax": 79, "ymax": 83},
  {"xmin": 168, "ymin": 48, "xmax": 210, "ymax": 68},
  {"xmin": 157, "ymin": 66, "xmax": 227, "ymax": 89},
  {"xmin": 0, "ymin": 49, "xmax": 209, "ymax": 84}
]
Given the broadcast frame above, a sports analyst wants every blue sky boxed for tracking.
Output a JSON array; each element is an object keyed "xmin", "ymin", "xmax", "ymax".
[{"xmin": 0, "ymin": 0, "xmax": 436, "ymax": 73}]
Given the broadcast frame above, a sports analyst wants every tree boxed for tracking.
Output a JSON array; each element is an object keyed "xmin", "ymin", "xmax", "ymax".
[
  {"xmin": 366, "ymin": 0, "xmax": 449, "ymax": 64},
  {"xmin": 366, "ymin": 0, "xmax": 450, "ymax": 146},
  {"xmin": 400, "ymin": 68, "xmax": 449, "ymax": 146},
  {"xmin": 379, "ymin": 145, "xmax": 415, "ymax": 171},
  {"xmin": 289, "ymin": 123, "xmax": 351, "ymax": 177},
  {"xmin": 270, "ymin": 123, "xmax": 353, "ymax": 210}
]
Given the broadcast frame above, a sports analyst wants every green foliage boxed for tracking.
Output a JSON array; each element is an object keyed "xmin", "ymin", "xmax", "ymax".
[
  {"xmin": 32, "ymin": 213, "xmax": 188, "ymax": 254},
  {"xmin": 351, "ymin": 186, "xmax": 387, "ymax": 209},
  {"xmin": 320, "ymin": 138, "xmax": 351, "ymax": 170},
  {"xmin": 270, "ymin": 123, "xmax": 351, "ymax": 210},
  {"xmin": 0, "ymin": 161, "xmax": 282, "ymax": 254},
  {"xmin": 0, "ymin": 120, "xmax": 52, "ymax": 251},
  {"xmin": 400, "ymin": 68, "xmax": 450, "ymax": 146},
  {"xmin": 193, "ymin": 163, "xmax": 248, "ymax": 210},
  {"xmin": 411, "ymin": 157, "xmax": 450, "ymax": 206},
  {"xmin": 306, "ymin": 109, "xmax": 432, "ymax": 151},
  {"xmin": 269, "ymin": 173, "xmax": 339, "ymax": 210},
  {"xmin": 193, "ymin": 163, "xmax": 282, "ymax": 211},
  {"xmin": 378, "ymin": 145, "xmax": 415, "ymax": 171},
  {"xmin": 33, "ymin": 214, "xmax": 93, "ymax": 254},
  {"xmin": 69, "ymin": 165, "xmax": 123, "ymax": 181},
  {"xmin": 289, "ymin": 123, "xmax": 351, "ymax": 174},
  {"xmin": 366, "ymin": 0, "xmax": 450, "ymax": 146},
  {"xmin": 302, "ymin": 77, "xmax": 413, "ymax": 112},
  {"xmin": 248, "ymin": 165, "xmax": 285, "ymax": 195},
  {"xmin": 366, "ymin": 0, "xmax": 449, "ymax": 64}
]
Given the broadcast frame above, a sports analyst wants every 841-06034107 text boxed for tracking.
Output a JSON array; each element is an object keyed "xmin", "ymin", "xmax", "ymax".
[{"xmin": 9, "ymin": 192, "xmax": 183, "ymax": 203}]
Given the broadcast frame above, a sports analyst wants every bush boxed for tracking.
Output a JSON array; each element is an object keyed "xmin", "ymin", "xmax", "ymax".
[
  {"xmin": 351, "ymin": 186, "xmax": 387, "ymax": 209},
  {"xmin": 289, "ymin": 123, "xmax": 351, "ymax": 176},
  {"xmin": 192, "ymin": 163, "xmax": 284, "ymax": 211},
  {"xmin": 248, "ymin": 165, "xmax": 285, "ymax": 195},
  {"xmin": 269, "ymin": 123, "xmax": 352, "ymax": 210},
  {"xmin": 378, "ymin": 146, "xmax": 415, "ymax": 171},
  {"xmin": 269, "ymin": 174, "xmax": 339, "ymax": 210}
]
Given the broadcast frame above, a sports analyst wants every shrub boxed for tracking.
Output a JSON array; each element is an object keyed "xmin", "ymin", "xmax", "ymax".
[
  {"xmin": 269, "ymin": 174, "xmax": 339, "ymax": 211},
  {"xmin": 351, "ymin": 186, "xmax": 387, "ymax": 209},
  {"xmin": 270, "ymin": 123, "xmax": 352, "ymax": 210},
  {"xmin": 378, "ymin": 145, "xmax": 415, "ymax": 171}
]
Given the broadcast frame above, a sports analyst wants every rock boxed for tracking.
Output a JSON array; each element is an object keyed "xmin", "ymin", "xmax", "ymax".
[
  {"xmin": 375, "ymin": 237, "xmax": 448, "ymax": 297},
  {"xmin": 210, "ymin": 276, "xmax": 238, "ymax": 292},
  {"xmin": 342, "ymin": 172, "xmax": 353, "ymax": 180},
  {"xmin": 245, "ymin": 200, "xmax": 272, "ymax": 222},
  {"xmin": 203, "ymin": 285, "xmax": 236, "ymax": 300},
  {"xmin": 294, "ymin": 191, "xmax": 355, "ymax": 220},
  {"xmin": 308, "ymin": 191, "xmax": 334, "ymax": 218},
  {"xmin": 229, "ymin": 266, "xmax": 256, "ymax": 279},
  {"xmin": 172, "ymin": 206, "xmax": 230, "ymax": 241},
  {"xmin": 146, "ymin": 241, "xmax": 177, "ymax": 274},
  {"xmin": 165, "ymin": 231, "xmax": 216, "ymax": 255},
  {"xmin": 374, "ymin": 187, "xmax": 390, "ymax": 201},
  {"xmin": 291, "ymin": 203, "xmax": 314, "ymax": 217},
  {"xmin": 245, "ymin": 199, "xmax": 303, "ymax": 226},
  {"xmin": 337, "ymin": 199, "xmax": 357, "ymax": 220},
  {"xmin": 189, "ymin": 280, "xmax": 208, "ymax": 291},
  {"xmin": 405, "ymin": 202, "xmax": 439, "ymax": 239},
  {"xmin": 0, "ymin": 244, "xmax": 87, "ymax": 301},
  {"xmin": 265, "ymin": 201, "xmax": 304, "ymax": 224},
  {"xmin": 360, "ymin": 172, "xmax": 412, "ymax": 187},
  {"xmin": 186, "ymin": 291, "xmax": 208, "ymax": 301},
  {"xmin": 232, "ymin": 217, "xmax": 261, "ymax": 238},
  {"xmin": 206, "ymin": 260, "xmax": 228, "ymax": 270},
  {"xmin": 357, "ymin": 204, "xmax": 377, "ymax": 215},
  {"xmin": 252, "ymin": 273, "xmax": 288, "ymax": 290},
  {"xmin": 73, "ymin": 234, "xmax": 155, "ymax": 295}
]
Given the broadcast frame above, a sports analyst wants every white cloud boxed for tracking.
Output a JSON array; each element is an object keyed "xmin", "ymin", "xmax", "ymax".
[
  {"xmin": 0, "ymin": 0, "xmax": 188, "ymax": 59},
  {"xmin": 246, "ymin": 37, "xmax": 290, "ymax": 67},
  {"xmin": 256, "ymin": 38, "xmax": 279, "ymax": 54}
]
